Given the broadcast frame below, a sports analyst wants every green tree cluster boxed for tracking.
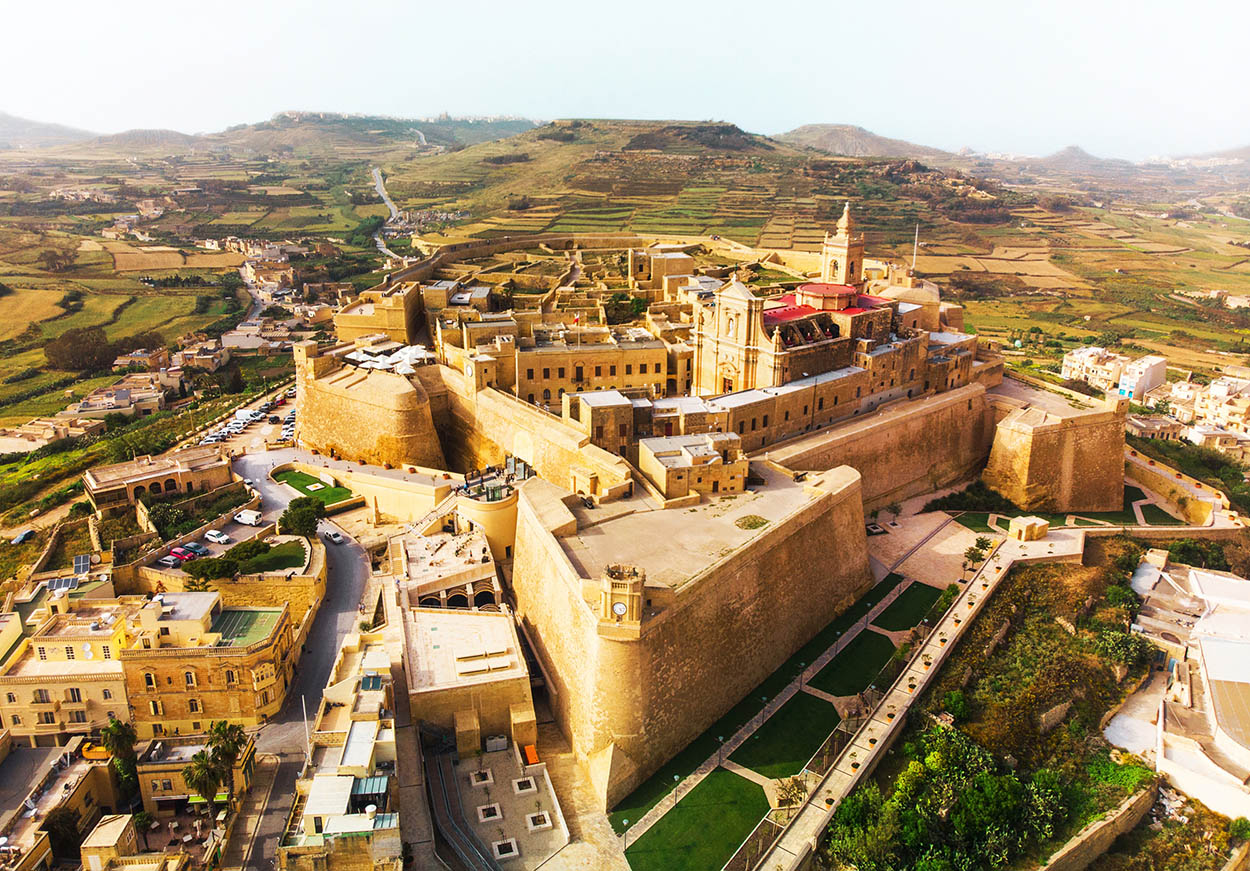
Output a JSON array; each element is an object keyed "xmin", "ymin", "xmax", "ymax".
[{"xmin": 279, "ymin": 496, "xmax": 326, "ymax": 538}]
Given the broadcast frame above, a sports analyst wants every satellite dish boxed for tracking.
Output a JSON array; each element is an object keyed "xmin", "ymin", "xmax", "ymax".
[{"xmin": 82, "ymin": 643, "xmax": 94, "ymax": 659}]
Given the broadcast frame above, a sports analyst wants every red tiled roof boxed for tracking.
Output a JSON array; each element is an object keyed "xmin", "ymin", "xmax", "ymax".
[{"xmin": 763, "ymin": 305, "xmax": 817, "ymax": 323}]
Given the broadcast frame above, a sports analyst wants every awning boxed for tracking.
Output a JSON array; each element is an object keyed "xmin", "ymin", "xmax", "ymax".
[
  {"xmin": 351, "ymin": 775, "xmax": 388, "ymax": 796},
  {"xmin": 187, "ymin": 792, "xmax": 229, "ymax": 804}
]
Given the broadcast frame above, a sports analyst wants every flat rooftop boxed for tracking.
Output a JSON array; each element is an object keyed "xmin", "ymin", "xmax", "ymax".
[
  {"xmin": 85, "ymin": 445, "xmax": 225, "ymax": 488},
  {"xmin": 405, "ymin": 608, "xmax": 526, "ymax": 693},
  {"xmin": 558, "ymin": 464, "xmax": 819, "ymax": 589},
  {"xmin": 402, "ymin": 530, "xmax": 495, "ymax": 594},
  {"xmin": 211, "ymin": 608, "xmax": 282, "ymax": 646}
]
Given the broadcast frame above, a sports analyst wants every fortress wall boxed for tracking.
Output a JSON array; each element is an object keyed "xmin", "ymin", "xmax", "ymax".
[
  {"xmin": 298, "ymin": 367, "xmax": 448, "ymax": 470},
  {"xmin": 511, "ymin": 469, "xmax": 873, "ymax": 808},
  {"xmin": 1125, "ymin": 458, "xmax": 1215, "ymax": 526},
  {"xmin": 275, "ymin": 460, "xmax": 454, "ymax": 523},
  {"xmin": 983, "ymin": 405, "xmax": 1125, "ymax": 513},
  {"xmin": 426, "ymin": 365, "xmax": 633, "ymax": 499},
  {"xmin": 763, "ymin": 384, "xmax": 996, "ymax": 511}
]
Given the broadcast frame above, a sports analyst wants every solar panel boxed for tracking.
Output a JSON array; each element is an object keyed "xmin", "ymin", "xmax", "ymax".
[
  {"xmin": 47, "ymin": 577, "xmax": 79, "ymax": 593},
  {"xmin": 73, "ymin": 554, "xmax": 91, "ymax": 575}
]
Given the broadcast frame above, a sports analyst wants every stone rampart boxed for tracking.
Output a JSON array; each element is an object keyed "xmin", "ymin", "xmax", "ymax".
[
  {"xmin": 509, "ymin": 467, "xmax": 872, "ymax": 808},
  {"xmin": 419, "ymin": 365, "xmax": 633, "ymax": 501},
  {"xmin": 983, "ymin": 399, "xmax": 1126, "ymax": 513},
  {"xmin": 762, "ymin": 384, "xmax": 996, "ymax": 510},
  {"xmin": 297, "ymin": 363, "xmax": 447, "ymax": 470},
  {"xmin": 273, "ymin": 460, "xmax": 453, "ymax": 524}
]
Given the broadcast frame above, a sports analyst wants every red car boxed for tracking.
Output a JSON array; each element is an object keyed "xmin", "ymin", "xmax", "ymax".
[
  {"xmin": 169, "ymin": 547, "xmax": 195, "ymax": 561},
  {"xmin": 274, "ymin": 397, "xmax": 286, "ymax": 406}
]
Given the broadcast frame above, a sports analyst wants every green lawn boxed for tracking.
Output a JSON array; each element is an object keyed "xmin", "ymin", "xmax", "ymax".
[
  {"xmin": 729, "ymin": 691, "xmax": 841, "ymax": 779},
  {"xmin": 275, "ymin": 469, "xmax": 352, "ymax": 505},
  {"xmin": 607, "ymin": 573, "xmax": 908, "ymax": 833},
  {"xmin": 624, "ymin": 768, "xmax": 769, "ymax": 871},
  {"xmin": 238, "ymin": 540, "xmax": 306, "ymax": 573},
  {"xmin": 808, "ymin": 630, "xmax": 897, "ymax": 697},
  {"xmin": 873, "ymin": 582, "xmax": 944, "ymax": 632},
  {"xmin": 954, "ymin": 512, "xmax": 999, "ymax": 533}
]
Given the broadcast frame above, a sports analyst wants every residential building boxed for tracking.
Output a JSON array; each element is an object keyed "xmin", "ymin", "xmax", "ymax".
[
  {"xmin": 135, "ymin": 734, "xmax": 256, "ymax": 818},
  {"xmin": 59, "ymin": 375, "xmax": 169, "ymax": 420},
  {"xmin": 1116, "ymin": 354, "xmax": 1167, "ymax": 400},
  {"xmin": 83, "ymin": 445, "xmax": 231, "ymax": 511},
  {"xmin": 0, "ymin": 737, "xmax": 124, "ymax": 871},
  {"xmin": 121, "ymin": 592, "xmax": 298, "ymax": 739},
  {"xmin": 0, "ymin": 417, "xmax": 105, "ymax": 454},
  {"xmin": 112, "ymin": 348, "xmax": 171, "ymax": 373},
  {"xmin": 1125, "ymin": 414, "xmax": 1185, "ymax": 441},
  {"xmin": 279, "ymin": 631, "xmax": 400, "ymax": 871},
  {"xmin": 79, "ymin": 814, "xmax": 190, "ymax": 871},
  {"xmin": 1060, "ymin": 346, "xmax": 1130, "ymax": 392},
  {"xmin": 171, "ymin": 341, "xmax": 230, "ymax": 373}
]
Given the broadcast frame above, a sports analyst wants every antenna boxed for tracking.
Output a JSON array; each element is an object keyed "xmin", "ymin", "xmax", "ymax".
[{"xmin": 911, "ymin": 223, "xmax": 920, "ymax": 273}]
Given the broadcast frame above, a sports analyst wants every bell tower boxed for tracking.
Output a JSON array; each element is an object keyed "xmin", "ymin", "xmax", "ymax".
[{"xmin": 820, "ymin": 202, "xmax": 865, "ymax": 286}]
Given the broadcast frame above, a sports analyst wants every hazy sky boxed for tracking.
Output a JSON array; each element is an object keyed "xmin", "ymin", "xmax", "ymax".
[{"xmin": 7, "ymin": 0, "xmax": 1249, "ymax": 159}]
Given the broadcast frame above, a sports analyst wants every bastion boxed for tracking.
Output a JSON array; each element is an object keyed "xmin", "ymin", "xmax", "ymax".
[{"xmin": 508, "ymin": 463, "xmax": 872, "ymax": 808}]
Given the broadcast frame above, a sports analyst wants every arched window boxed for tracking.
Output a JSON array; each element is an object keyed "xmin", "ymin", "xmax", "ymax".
[
  {"xmin": 542, "ymin": 389, "xmax": 551, "ymax": 401},
  {"xmin": 144, "ymin": 673, "xmax": 156, "ymax": 690},
  {"xmin": 184, "ymin": 671, "xmax": 197, "ymax": 688},
  {"xmin": 224, "ymin": 670, "xmax": 236, "ymax": 685}
]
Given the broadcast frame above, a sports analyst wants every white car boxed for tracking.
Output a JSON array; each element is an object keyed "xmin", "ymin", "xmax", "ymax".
[{"xmin": 204, "ymin": 529, "xmax": 231, "ymax": 545}]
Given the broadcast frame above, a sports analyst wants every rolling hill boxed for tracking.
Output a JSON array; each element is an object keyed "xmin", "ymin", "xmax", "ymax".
[
  {"xmin": 775, "ymin": 124, "xmax": 949, "ymax": 159},
  {"xmin": 0, "ymin": 112, "xmax": 95, "ymax": 149}
]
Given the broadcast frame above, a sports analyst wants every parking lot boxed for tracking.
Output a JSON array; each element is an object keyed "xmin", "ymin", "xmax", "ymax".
[{"xmin": 197, "ymin": 385, "xmax": 297, "ymax": 453}]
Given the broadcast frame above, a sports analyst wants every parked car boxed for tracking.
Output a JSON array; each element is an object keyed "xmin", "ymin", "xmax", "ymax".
[
  {"xmin": 234, "ymin": 510, "xmax": 263, "ymax": 526},
  {"xmin": 169, "ymin": 547, "xmax": 195, "ymax": 561},
  {"xmin": 156, "ymin": 555, "xmax": 182, "ymax": 569},
  {"xmin": 204, "ymin": 530, "xmax": 232, "ymax": 545},
  {"xmin": 183, "ymin": 542, "xmax": 210, "ymax": 556},
  {"xmin": 323, "ymin": 530, "xmax": 345, "ymax": 545},
  {"xmin": 268, "ymin": 416, "xmax": 280, "ymax": 424}
]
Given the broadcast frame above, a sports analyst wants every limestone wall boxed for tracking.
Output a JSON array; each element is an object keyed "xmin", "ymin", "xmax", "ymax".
[
  {"xmin": 763, "ymin": 384, "xmax": 997, "ymax": 511},
  {"xmin": 510, "ymin": 468, "xmax": 872, "ymax": 808},
  {"xmin": 275, "ymin": 460, "xmax": 454, "ymax": 524},
  {"xmin": 1037, "ymin": 782, "xmax": 1157, "ymax": 871},
  {"xmin": 298, "ymin": 366, "xmax": 447, "ymax": 470},
  {"xmin": 420, "ymin": 365, "xmax": 633, "ymax": 501},
  {"xmin": 983, "ymin": 401, "xmax": 1126, "ymax": 512}
]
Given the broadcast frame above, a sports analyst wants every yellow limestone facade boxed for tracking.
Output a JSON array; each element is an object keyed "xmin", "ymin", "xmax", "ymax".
[{"xmin": 982, "ymin": 396, "xmax": 1128, "ymax": 512}]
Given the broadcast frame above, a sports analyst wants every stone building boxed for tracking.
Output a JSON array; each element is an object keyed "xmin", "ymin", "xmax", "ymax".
[
  {"xmin": 120, "ymin": 593, "xmax": 297, "ymax": 739},
  {"xmin": 333, "ymin": 284, "xmax": 423, "ymax": 345},
  {"xmin": 83, "ymin": 446, "xmax": 232, "ymax": 511},
  {"xmin": 136, "ymin": 734, "xmax": 256, "ymax": 817},
  {"xmin": 637, "ymin": 432, "xmax": 747, "ymax": 499}
]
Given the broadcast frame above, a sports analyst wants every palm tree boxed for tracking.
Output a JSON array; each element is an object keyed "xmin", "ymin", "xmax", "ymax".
[
  {"xmin": 182, "ymin": 750, "xmax": 224, "ymax": 822},
  {"xmin": 207, "ymin": 721, "xmax": 248, "ymax": 807},
  {"xmin": 132, "ymin": 811, "xmax": 154, "ymax": 851},
  {"xmin": 100, "ymin": 716, "xmax": 138, "ymax": 797}
]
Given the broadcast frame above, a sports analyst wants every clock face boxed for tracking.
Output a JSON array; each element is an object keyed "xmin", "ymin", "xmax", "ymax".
[{"xmin": 612, "ymin": 602, "xmax": 628, "ymax": 616}]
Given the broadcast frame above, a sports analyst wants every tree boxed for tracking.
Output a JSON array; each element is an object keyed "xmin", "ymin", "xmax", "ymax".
[
  {"xmin": 776, "ymin": 776, "xmax": 807, "ymax": 811},
  {"xmin": 133, "ymin": 811, "xmax": 154, "ymax": 850},
  {"xmin": 100, "ymin": 716, "xmax": 138, "ymax": 798},
  {"xmin": 184, "ymin": 557, "xmax": 238, "ymax": 581},
  {"xmin": 44, "ymin": 325, "xmax": 114, "ymax": 371},
  {"xmin": 964, "ymin": 545, "xmax": 986, "ymax": 566},
  {"xmin": 43, "ymin": 806, "xmax": 83, "ymax": 860},
  {"xmin": 182, "ymin": 749, "xmax": 225, "ymax": 821},
  {"xmin": 208, "ymin": 721, "xmax": 249, "ymax": 807},
  {"xmin": 279, "ymin": 495, "xmax": 326, "ymax": 538},
  {"xmin": 975, "ymin": 536, "xmax": 993, "ymax": 552}
]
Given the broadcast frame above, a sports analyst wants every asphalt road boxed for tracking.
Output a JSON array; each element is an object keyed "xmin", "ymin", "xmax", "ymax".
[{"xmin": 226, "ymin": 450, "xmax": 371, "ymax": 870}]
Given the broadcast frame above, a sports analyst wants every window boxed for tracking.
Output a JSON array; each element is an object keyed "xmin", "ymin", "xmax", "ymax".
[
  {"xmin": 68, "ymin": 711, "xmax": 87, "ymax": 724},
  {"xmin": 640, "ymin": 363, "xmax": 648, "ymax": 374},
  {"xmin": 260, "ymin": 690, "xmax": 270, "ymax": 706},
  {"xmin": 4, "ymin": 693, "xmax": 13, "ymax": 704},
  {"xmin": 818, "ymin": 398, "xmax": 824, "ymax": 410},
  {"xmin": 185, "ymin": 671, "xmax": 197, "ymax": 688},
  {"xmin": 101, "ymin": 646, "xmax": 111, "ymax": 660},
  {"xmin": 33, "ymin": 689, "xmax": 49, "ymax": 704},
  {"xmin": 618, "ymin": 424, "xmax": 627, "ymax": 437},
  {"xmin": 610, "ymin": 365, "xmax": 617, "ymax": 376},
  {"xmin": 784, "ymin": 411, "xmax": 790, "ymax": 421},
  {"xmin": 737, "ymin": 421, "xmax": 745, "ymax": 434},
  {"xmin": 67, "ymin": 688, "xmax": 82, "ymax": 703},
  {"xmin": 856, "ymin": 387, "xmax": 861, "ymax": 398},
  {"xmin": 10, "ymin": 715, "xmax": 19, "ymax": 726},
  {"xmin": 595, "ymin": 366, "xmax": 602, "ymax": 377},
  {"xmin": 189, "ymin": 699, "xmax": 201, "ymax": 714},
  {"xmin": 558, "ymin": 367, "xmax": 565, "ymax": 378},
  {"xmin": 65, "ymin": 646, "xmax": 75, "ymax": 660},
  {"xmin": 162, "ymin": 779, "xmax": 172, "ymax": 791},
  {"xmin": 38, "ymin": 712, "xmax": 55, "ymax": 725},
  {"xmin": 225, "ymin": 670, "xmax": 236, "ymax": 685},
  {"xmin": 762, "ymin": 415, "xmax": 769, "ymax": 427},
  {"xmin": 149, "ymin": 700, "xmax": 163, "ymax": 716},
  {"xmin": 542, "ymin": 388, "xmax": 551, "ymax": 401},
  {"xmin": 144, "ymin": 673, "xmax": 156, "ymax": 690},
  {"xmin": 542, "ymin": 368, "xmax": 550, "ymax": 379},
  {"xmin": 595, "ymin": 425, "xmax": 603, "ymax": 439},
  {"xmin": 159, "ymin": 627, "xmax": 170, "ymax": 636},
  {"xmin": 526, "ymin": 368, "xmax": 534, "ymax": 380},
  {"xmin": 527, "ymin": 394, "xmax": 534, "ymax": 403},
  {"xmin": 103, "ymin": 689, "xmax": 112, "ymax": 700},
  {"xmin": 36, "ymin": 647, "xmax": 46, "ymax": 661},
  {"xmin": 625, "ymin": 364, "xmax": 632, "ymax": 375}
]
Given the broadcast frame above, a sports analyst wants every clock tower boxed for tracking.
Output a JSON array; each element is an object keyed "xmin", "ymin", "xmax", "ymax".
[
  {"xmin": 599, "ymin": 564, "xmax": 644, "ymax": 627},
  {"xmin": 820, "ymin": 201, "xmax": 865, "ymax": 286}
]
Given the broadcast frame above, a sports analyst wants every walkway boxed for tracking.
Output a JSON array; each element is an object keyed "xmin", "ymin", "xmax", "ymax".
[
  {"xmin": 757, "ymin": 527, "xmax": 1087, "ymax": 871},
  {"xmin": 620, "ymin": 575, "xmax": 916, "ymax": 845}
]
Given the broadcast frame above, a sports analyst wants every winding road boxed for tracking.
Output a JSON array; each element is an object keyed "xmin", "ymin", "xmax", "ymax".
[{"xmin": 370, "ymin": 167, "xmax": 403, "ymax": 261}]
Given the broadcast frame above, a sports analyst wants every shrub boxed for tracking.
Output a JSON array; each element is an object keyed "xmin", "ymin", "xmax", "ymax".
[
  {"xmin": 1230, "ymin": 817, "xmax": 1250, "ymax": 843},
  {"xmin": 944, "ymin": 690, "xmax": 969, "ymax": 721},
  {"xmin": 924, "ymin": 481, "xmax": 1017, "ymax": 514},
  {"xmin": 226, "ymin": 539, "xmax": 270, "ymax": 562},
  {"xmin": 183, "ymin": 557, "xmax": 238, "ymax": 580},
  {"xmin": 1095, "ymin": 629, "xmax": 1153, "ymax": 665}
]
